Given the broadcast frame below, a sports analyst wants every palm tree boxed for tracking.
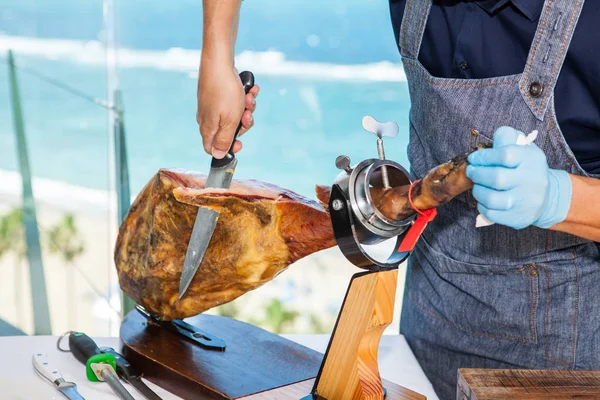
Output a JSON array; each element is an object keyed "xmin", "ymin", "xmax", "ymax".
[
  {"xmin": 0, "ymin": 208, "xmax": 87, "ymax": 330},
  {"xmin": 248, "ymin": 298, "xmax": 300, "ymax": 334},
  {"xmin": 45, "ymin": 214, "xmax": 85, "ymax": 328},
  {"xmin": 0, "ymin": 208, "xmax": 26, "ymax": 328}
]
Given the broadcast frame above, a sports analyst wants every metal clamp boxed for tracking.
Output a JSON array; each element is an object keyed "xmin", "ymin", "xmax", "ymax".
[
  {"xmin": 328, "ymin": 116, "xmax": 419, "ymax": 270},
  {"xmin": 329, "ymin": 181, "xmax": 413, "ymax": 271},
  {"xmin": 135, "ymin": 306, "xmax": 226, "ymax": 351}
]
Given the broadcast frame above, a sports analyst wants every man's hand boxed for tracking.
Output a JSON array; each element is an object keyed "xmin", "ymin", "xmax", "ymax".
[
  {"xmin": 197, "ymin": 0, "xmax": 259, "ymax": 159},
  {"xmin": 466, "ymin": 126, "xmax": 573, "ymax": 230},
  {"xmin": 197, "ymin": 63, "xmax": 260, "ymax": 159}
]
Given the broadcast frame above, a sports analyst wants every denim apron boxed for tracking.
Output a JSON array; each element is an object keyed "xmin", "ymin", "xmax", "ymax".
[{"xmin": 397, "ymin": 1, "xmax": 600, "ymax": 399}]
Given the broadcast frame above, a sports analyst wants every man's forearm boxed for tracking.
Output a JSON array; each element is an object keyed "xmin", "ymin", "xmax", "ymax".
[
  {"xmin": 550, "ymin": 174, "xmax": 600, "ymax": 242},
  {"xmin": 202, "ymin": 0, "xmax": 242, "ymax": 65}
]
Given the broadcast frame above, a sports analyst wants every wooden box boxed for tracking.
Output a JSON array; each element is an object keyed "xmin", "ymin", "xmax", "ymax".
[{"xmin": 457, "ymin": 369, "xmax": 600, "ymax": 400}]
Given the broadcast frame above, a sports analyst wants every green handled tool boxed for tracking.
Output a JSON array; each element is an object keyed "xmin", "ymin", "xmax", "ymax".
[
  {"xmin": 100, "ymin": 346, "xmax": 163, "ymax": 400},
  {"xmin": 68, "ymin": 332, "xmax": 135, "ymax": 400}
]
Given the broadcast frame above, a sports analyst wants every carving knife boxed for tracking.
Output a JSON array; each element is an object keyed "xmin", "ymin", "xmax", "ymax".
[
  {"xmin": 179, "ymin": 70, "xmax": 255, "ymax": 299},
  {"xmin": 32, "ymin": 352, "xmax": 85, "ymax": 400},
  {"xmin": 100, "ymin": 347, "xmax": 163, "ymax": 400}
]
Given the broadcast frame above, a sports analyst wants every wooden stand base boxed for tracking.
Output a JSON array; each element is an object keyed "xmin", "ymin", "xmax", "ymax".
[
  {"xmin": 119, "ymin": 269, "xmax": 427, "ymax": 399},
  {"xmin": 458, "ymin": 369, "xmax": 600, "ymax": 399},
  {"xmin": 120, "ymin": 311, "xmax": 322, "ymax": 399},
  {"xmin": 243, "ymin": 377, "xmax": 423, "ymax": 399}
]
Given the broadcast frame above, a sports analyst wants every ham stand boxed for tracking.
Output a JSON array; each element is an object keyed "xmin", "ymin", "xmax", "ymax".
[{"xmin": 119, "ymin": 116, "xmax": 428, "ymax": 400}]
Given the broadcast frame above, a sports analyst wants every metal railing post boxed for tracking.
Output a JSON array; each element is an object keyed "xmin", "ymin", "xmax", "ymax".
[
  {"xmin": 7, "ymin": 50, "xmax": 52, "ymax": 335},
  {"xmin": 112, "ymin": 90, "xmax": 136, "ymax": 316}
]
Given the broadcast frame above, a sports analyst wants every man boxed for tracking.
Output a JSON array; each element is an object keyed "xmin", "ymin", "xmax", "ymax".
[{"xmin": 196, "ymin": 1, "xmax": 600, "ymax": 399}]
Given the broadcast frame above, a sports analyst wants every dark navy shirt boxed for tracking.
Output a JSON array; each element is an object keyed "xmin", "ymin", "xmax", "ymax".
[{"xmin": 389, "ymin": 0, "xmax": 600, "ymax": 174}]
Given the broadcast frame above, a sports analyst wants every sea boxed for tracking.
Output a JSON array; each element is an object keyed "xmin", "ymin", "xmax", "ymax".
[{"xmin": 0, "ymin": 0, "xmax": 411, "ymax": 204}]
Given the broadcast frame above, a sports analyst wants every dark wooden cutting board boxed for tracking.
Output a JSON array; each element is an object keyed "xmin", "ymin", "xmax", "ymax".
[{"xmin": 120, "ymin": 310, "xmax": 322, "ymax": 399}]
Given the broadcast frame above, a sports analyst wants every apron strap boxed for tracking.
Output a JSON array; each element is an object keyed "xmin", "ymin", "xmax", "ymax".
[
  {"xmin": 398, "ymin": 0, "xmax": 432, "ymax": 60},
  {"xmin": 519, "ymin": 0, "xmax": 585, "ymax": 121}
]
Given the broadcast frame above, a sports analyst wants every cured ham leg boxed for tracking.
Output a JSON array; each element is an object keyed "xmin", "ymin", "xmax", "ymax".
[
  {"xmin": 116, "ymin": 148, "xmax": 481, "ymax": 320},
  {"xmin": 115, "ymin": 169, "xmax": 336, "ymax": 321}
]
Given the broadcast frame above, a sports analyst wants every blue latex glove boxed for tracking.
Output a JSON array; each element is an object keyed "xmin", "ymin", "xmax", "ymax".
[{"xmin": 466, "ymin": 126, "xmax": 572, "ymax": 230}]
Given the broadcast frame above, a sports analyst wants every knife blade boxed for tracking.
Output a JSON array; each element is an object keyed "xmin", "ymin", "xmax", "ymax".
[
  {"xmin": 100, "ymin": 346, "xmax": 163, "ymax": 400},
  {"xmin": 32, "ymin": 352, "xmax": 86, "ymax": 400},
  {"xmin": 179, "ymin": 70, "xmax": 255, "ymax": 299}
]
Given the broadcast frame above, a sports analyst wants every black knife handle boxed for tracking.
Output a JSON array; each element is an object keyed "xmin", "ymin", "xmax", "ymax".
[
  {"xmin": 210, "ymin": 70, "xmax": 255, "ymax": 169},
  {"xmin": 100, "ymin": 347, "xmax": 139, "ymax": 380},
  {"xmin": 69, "ymin": 331, "xmax": 101, "ymax": 365}
]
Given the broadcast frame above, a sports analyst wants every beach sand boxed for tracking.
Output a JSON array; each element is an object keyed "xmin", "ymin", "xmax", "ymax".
[
  {"xmin": 0, "ymin": 176, "xmax": 122, "ymax": 337},
  {"xmin": 0, "ymin": 170, "xmax": 407, "ymax": 337}
]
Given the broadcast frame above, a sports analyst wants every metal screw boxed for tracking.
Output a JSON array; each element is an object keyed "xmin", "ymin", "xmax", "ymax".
[
  {"xmin": 192, "ymin": 332, "xmax": 209, "ymax": 340},
  {"xmin": 377, "ymin": 138, "xmax": 390, "ymax": 188},
  {"xmin": 335, "ymin": 155, "xmax": 352, "ymax": 173},
  {"xmin": 377, "ymin": 138, "xmax": 386, "ymax": 160},
  {"xmin": 332, "ymin": 199, "xmax": 344, "ymax": 211}
]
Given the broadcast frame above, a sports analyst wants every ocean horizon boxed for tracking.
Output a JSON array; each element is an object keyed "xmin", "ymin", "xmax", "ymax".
[
  {"xmin": 0, "ymin": 0, "xmax": 412, "ymax": 202},
  {"xmin": 0, "ymin": 1, "xmax": 416, "ymax": 340}
]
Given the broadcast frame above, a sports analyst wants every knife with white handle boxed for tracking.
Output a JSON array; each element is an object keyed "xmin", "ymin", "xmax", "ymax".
[{"xmin": 32, "ymin": 353, "xmax": 85, "ymax": 400}]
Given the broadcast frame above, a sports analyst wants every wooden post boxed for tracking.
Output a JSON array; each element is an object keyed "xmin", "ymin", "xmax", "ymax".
[{"xmin": 309, "ymin": 269, "xmax": 425, "ymax": 400}]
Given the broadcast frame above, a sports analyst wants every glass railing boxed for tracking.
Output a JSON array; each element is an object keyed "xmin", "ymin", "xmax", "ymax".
[
  {"xmin": 1, "ymin": 0, "xmax": 123, "ymax": 337},
  {"xmin": 1, "ymin": 0, "xmax": 411, "ymax": 337},
  {"xmin": 0, "ymin": 50, "xmax": 121, "ymax": 336}
]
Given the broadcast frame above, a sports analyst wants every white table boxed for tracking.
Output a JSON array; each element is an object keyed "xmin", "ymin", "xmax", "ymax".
[{"xmin": 0, "ymin": 334, "xmax": 439, "ymax": 400}]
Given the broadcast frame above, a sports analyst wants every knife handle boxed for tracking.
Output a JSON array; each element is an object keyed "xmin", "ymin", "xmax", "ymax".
[
  {"xmin": 69, "ymin": 332, "xmax": 101, "ymax": 365},
  {"xmin": 100, "ymin": 347, "xmax": 139, "ymax": 380},
  {"xmin": 32, "ymin": 353, "xmax": 63, "ymax": 384},
  {"xmin": 210, "ymin": 70, "xmax": 255, "ymax": 169}
]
